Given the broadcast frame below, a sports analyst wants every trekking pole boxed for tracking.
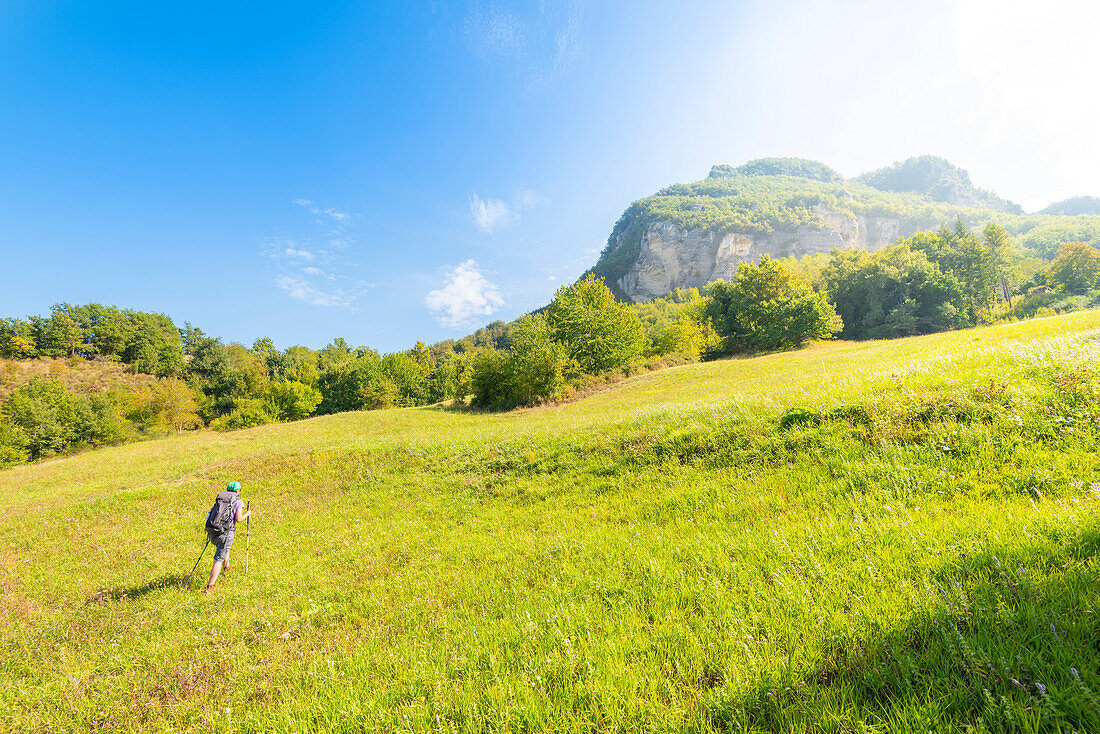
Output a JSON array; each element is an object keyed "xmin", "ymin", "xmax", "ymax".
[
  {"xmin": 245, "ymin": 501, "xmax": 250, "ymax": 573},
  {"xmin": 186, "ymin": 540, "xmax": 210, "ymax": 586}
]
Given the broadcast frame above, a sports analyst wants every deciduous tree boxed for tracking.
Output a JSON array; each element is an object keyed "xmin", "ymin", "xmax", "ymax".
[
  {"xmin": 509, "ymin": 314, "xmax": 569, "ymax": 405},
  {"xmin": 1046, "ymin": 241, "xmax": 1100, "ymax": 294},
  {"xmin": 547, "ymin": 275, "xmax": 646, "ymax": 373},
  {"xmin": 705, "ymin": 256, "xmax": 841, "ymax": 352}
]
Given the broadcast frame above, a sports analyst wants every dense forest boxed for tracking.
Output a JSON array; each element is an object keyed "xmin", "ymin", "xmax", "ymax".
[
  {"xmin": 1040, "ymin": 195, "xmax": 1100, "ymax": 216},
  {"xmin": 2, "ymin": 219, "xmax": 1099, "ymax": 468}
]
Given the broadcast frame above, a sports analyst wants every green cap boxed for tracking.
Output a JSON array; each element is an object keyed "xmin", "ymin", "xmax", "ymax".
[{"xmin": 226, "ymin": 481, "xmax": 241, "ymax": 493}]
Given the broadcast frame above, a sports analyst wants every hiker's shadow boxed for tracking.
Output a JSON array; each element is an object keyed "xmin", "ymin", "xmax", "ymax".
[{"xmin": 88, "ymin": 573, "xmax": 191, "ymax": 603}]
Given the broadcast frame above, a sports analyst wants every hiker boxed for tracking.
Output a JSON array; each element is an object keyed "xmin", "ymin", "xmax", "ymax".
[{"xmin": 203, "ymin": 481, "xmax": 251, "ymax": 593}]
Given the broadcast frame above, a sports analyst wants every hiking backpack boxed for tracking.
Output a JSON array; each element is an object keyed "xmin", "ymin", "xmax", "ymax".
[{"xmin": 205, "ymin": 491, "xmax": 238, "ymax": 534}]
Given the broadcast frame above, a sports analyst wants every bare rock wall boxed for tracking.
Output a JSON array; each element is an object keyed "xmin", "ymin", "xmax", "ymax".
[{"xmin": 615, "ymin": 209, "xmax": 903, "ymax": 302}]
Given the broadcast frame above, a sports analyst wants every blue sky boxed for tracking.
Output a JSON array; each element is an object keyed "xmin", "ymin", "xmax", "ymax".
[{"xmin": 2, "ymin": 0, "xmax": 1097, "ymax": 352}]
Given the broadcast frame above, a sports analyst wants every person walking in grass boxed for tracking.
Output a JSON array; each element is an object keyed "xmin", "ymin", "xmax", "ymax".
[{"xmin": 203, "ymin": 481, "xmax": 251, "ymax": 593}]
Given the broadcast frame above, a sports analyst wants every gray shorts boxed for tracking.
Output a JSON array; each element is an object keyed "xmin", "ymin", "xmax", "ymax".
[{"xmin": 207, "ymin": 529, "xmax": 235, "ymax": 562}]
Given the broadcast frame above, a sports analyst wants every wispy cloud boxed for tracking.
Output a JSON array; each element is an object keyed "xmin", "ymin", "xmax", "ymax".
[
  {"xmin": 425, "ymin": 259, "xmax": 505, "ymax": 328},
  {"xmin": 262, "ymin": 200, "xmax": 372, "ymax": 309},
  {"xmin": 459, "ymin": 1, "xmax": 586, "ymax": 86},
  {"xmin": 470, "ymin": 194, "xmax": 517, "ymax": 234},
  {"xmin": 516, "ymin": 188, "xmax": 549, "ymax": 208},
  {"xmin": 274, "ymin": 275, "xmax": 366, "ymax": 308},
  {"xmin": 469, "ymin": 188, "xmax": 548, "ymax": 235},
  {"xmin": 282, "ymin": 247, "xmax": 315, "ymax": 261},
  {"xmin": 291, "ymin": 198, "xmax": 352, "ymax": 227},
  {"xmin": 460, "ymin": 4, "xmax": 526, "ymax": 63}
]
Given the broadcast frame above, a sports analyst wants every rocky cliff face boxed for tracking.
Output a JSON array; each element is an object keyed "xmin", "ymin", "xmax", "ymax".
[
  {"xmin": 615, "ymin": 208, "xmax": 904, "ymax": 302},
  {"xmin": 590, "ymin": 156, "xmax": 1049, "ymax": 302}
]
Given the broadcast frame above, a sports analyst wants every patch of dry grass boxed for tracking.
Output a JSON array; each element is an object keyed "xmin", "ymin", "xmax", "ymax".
[{"xmin": 0, "ymin": 357, "xmax": 161, "ymax": 401}]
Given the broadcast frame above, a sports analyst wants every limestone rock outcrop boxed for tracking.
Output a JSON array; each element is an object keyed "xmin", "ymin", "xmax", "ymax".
[{"xmin": 615, "ymin": 208, "xmax": 904, "ymax": 302}]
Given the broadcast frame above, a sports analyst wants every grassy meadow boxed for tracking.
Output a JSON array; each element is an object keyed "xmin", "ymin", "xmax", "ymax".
[{"xmin": 3, "ymin": 311, "xmax": 1100, "ymax": 733}]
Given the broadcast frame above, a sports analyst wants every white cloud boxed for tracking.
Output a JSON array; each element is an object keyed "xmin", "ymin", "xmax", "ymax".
[
  {"xmin": 264, "ymin": 200, "xmax": 369, "ymax": 308},
  {"xmin": 425, "ymin": 259, "xmax": 506, "ymax": 328},
  {"xmin": 470, "ymin": 194, "xmax": 517, "ymax": 234},
  {"xmin": 469, "ymin": 189, "xmax": 548, "ymax": 234},
  {"xmin": 320, "ymin": 206, "xmax": 350, "ymax": 223},
  {"xmin": 274, "ymin": 276, "xmax": 359, "ymax": 308},
  {"xmin": 283, "ymin": 247, "xmax": 315, "ymax": 261},
  {"xmin": 293, "ymin": 197, "xmax": 348, "ymax": 220}
]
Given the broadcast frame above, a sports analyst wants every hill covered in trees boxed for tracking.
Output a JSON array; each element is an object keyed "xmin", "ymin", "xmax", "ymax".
[
  {"xmin": 1041, "ymin": 195, "xmax": 1100, "ymax": 216},
  {"xmin": 856, "ymin": 155, "xmax": 1023, "ymax": 213},
  {"xmin": 708, "ymin": 157, "xmax": 844, "ymax": 183},
  {"xmin": 591, "ymin": 155, "xmax": 1100, "ymax": 301}
]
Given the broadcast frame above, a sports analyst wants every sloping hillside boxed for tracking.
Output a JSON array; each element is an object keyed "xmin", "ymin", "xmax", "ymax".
[
  {"xmin": 0, "ymin": 356, "xmax": 161, "ymax": 402},
  {"xmin": 2, "ymin": 311, "xmax": 1100, "ymax": 732},
  {"xmin": 1041, "ymin": 195, "xmax": 1100, "ymax": 216}
]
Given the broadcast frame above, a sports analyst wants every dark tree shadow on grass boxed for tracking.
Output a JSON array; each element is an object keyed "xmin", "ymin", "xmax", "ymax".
[{"xmin": 706, "ymin": 525, "xmax": 1100, "ymax": 733}]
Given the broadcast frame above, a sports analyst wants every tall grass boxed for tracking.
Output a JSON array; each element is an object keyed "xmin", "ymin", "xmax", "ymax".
[{"xmin": 1, "ymin": 311, "xmax": 1099, "ymax": 732}]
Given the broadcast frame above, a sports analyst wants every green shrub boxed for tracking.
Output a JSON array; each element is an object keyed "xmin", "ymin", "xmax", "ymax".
[
  {"xmin": 778, "ymin": 407, "xmax": 822, "ymax": 430},
  {"xmin": 265, "ymin": 380, "xmax": 323, "ymax": 421},
  {"xmin": 826, "ymin": 403, "xmax": 873, "ymax": 425},
  {"xmin": 360, "ymin": 378, "xmax": 400, "ymax": 410},
  {"xmin": 0, "ymin": 420, "xmax": 28, "ymax": 466},
  {"xmin": 470, "ymin": 349, "xmax": 516, "ymax": 410},
  {"xmin": 210, "ymin": 399, "xmax": 275, "ymax": 431},
  {"xmin": 0, "ymin": 378, "xmax": 124, "ymax": 459}
]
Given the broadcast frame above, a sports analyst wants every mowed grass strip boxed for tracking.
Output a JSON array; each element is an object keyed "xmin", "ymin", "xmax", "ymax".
[{"xmin": 2, "ymin": 311, "xmax": 1100, "ymax": 733}]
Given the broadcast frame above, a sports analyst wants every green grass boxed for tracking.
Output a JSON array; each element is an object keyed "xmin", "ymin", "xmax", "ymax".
[{"xmin": 3, "ymin": 312, "xmax": 1100, "ymax": 733}]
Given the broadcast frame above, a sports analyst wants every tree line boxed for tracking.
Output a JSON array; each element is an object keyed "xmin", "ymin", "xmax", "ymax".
[{"xmin": 2, "ymin": 221, "xmax": 1098, "ymax": 467}]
